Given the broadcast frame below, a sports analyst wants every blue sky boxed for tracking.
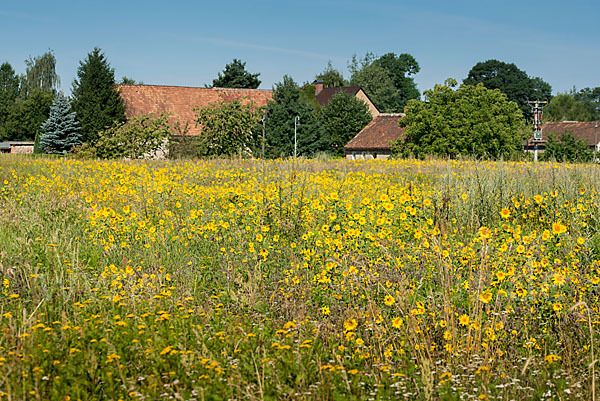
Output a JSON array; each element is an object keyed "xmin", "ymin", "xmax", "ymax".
[{"xmin": 1, "ymin": 0, "xmax": 598, "ymax": 95}]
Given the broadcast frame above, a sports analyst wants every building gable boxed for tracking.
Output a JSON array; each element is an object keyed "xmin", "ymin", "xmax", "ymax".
[{"xmin": 314, "ymin": 85, "xmax": 380, "ymax": 117}]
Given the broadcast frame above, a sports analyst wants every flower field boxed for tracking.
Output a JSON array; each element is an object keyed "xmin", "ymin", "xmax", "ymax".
[{"xmin": 1, "ymin": 155, "xmax": 599, "ymax": 400}]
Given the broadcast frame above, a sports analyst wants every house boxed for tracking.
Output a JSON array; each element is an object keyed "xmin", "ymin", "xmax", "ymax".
[
  {"xmin": 313, "ymin": 81, "xmax": 380, "ymax": 118},
  {"xmin": 117, "ymin": 85, "xmax": 273, "ymax": 136},
  {"xmin": 344, "ymin": 113, "xmax": 405, "ymax": 160},
  {"xmin": 0, "ymin": 141, "xmax": 35, "ymax": 154},
  {"xmin": 524, "ymin": 121, "xmax": 600, "ymax": 153}
]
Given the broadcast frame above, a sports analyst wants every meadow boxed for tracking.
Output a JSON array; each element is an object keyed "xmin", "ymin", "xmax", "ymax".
[{"xmin": 0, "ymin": 155, "xmax": 599, "ymax": 400}]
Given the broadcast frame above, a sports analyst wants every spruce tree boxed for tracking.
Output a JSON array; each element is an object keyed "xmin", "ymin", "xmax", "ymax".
[
  {"xmin": 71, "ymin": 48, "xmax": 125, "ymax": 144},
  {"xmin": 40, "ymin": 93, "xmax": 81, "ymax": 154}
]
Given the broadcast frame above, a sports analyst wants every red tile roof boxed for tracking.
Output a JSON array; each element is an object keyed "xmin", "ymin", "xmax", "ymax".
[
  {"xmin": 117, "ymin": 85, "xmax": 273, "ymax": 136},
  {"xmin": 525, "ymin": 121, "xmax": 600, "ymax": 147},
  {"xmin": 315, "ymin": 86, "xmax": 361, "ymax": 107},
  {"xmin": 344, "ymin": 114, "xmax": 405, "ymax": 151}
]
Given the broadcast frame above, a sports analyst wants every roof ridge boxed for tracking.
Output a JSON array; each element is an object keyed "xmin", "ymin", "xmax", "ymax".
[{"xmin": 118, "ymin": 84, "xmax": 272, "ymax": 92}]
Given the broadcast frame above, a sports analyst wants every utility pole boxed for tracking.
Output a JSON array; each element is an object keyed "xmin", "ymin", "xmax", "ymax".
[
  {"xmin": 294, "ymin": 116, "xmax": 300, "ymax": 159},
  {"xmin": 528, "ymin": 100, "xmax": 548, "ymax": 162},
  {"xmin": 262, "ymin": 115, "xmax": 266, "ymax": 160},
  {"xmin": 595, "ymin": 122, "xmax": 598, "ymax": 162}
]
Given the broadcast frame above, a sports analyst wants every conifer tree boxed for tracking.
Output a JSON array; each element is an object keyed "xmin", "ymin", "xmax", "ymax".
[
  {"xmin": 40, "ymin": 93, "xmax": 81, "ymax": 153},
  {"xmin": 71, "ymin": 48, "xmax": 125, "ymax": 144}
]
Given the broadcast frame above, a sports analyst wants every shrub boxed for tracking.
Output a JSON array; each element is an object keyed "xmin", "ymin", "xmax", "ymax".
[{"xmin": 94, "ymin": 113, "xmax": 173, "ymax": 159}]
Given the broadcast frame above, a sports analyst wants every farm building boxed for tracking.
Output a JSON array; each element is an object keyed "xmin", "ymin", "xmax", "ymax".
[
  {"xmin": 117, "ymin": 85, "xmax": 273, "ymax": 136},
  {"xmin": 344, "ymin": 113, "xmax": 405, "ymax": 160},
  {"xmin": 313, "ymin": 81, "xmax": 380, "ymax": 118},
  {"xmin": 524, "ymin": 121, "xmax": 600, "ymax": 153},
  {"xmin": 0, "ymin": 141, "xmax": 35, "ymax": 154}
]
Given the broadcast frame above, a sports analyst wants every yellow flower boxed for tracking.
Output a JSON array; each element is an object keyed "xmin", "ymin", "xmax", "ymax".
[
  {"xmin": 552, "ymin": 221, "xmax": 567, "ymax": 235},
  {"xmin": 458, "ymin": 314, "xmax": 470, "ymax": 326},
  {"xmin": 344, "ymin": 318, "xmax": 358, "ymax": 332},
  {"xmin": 500, "ymin": 208, "xmax": 511, "ymax": 219},
  {"xmin": 478, "ymin": 292, "xmax": 492, "ymax": 304},
  {"xmin": 392, "ymin": 317, "xmax": 403, "ymax": 329},
  {"xmin": 384, "ymin": 295, "xmax": 395, "ymax": 306},
  {"xmin": 321, "ymin": 306, "xmax": 330, "ymax": 316}
]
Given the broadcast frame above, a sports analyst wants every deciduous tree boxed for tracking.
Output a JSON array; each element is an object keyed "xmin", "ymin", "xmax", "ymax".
[
  {"xmin": 349, "ymin": 62, "xmax": 398, "ymax": 113},
  {"xmin": 315, "ymin": 61, "xmax": 348, "ymax": 88},
  {"xmin": 373, "ymin": 53, "xmax": 420, "ymax": 108},
  {"xmin": 195, "ymin": 97, "xmax": 263, "ymax": 157},
  {"xmin": 349, "ymin": 52, "xmax": 421, "ymax": 112},
  {"xmin": 544, "ymin": 93, "xmax": 591, "ymax": 122},
  {"xmin": 541, "ymin": 131, "xmax": 592, "ymax": 162},
  {"xmin": 95, "ymin": 113, "xmax": 173, "ymax": 159},
  {"xmin": 20, "ymin": 51, "xmax": 60, "ymax": 98},
  {"xmin": 574, "ymin": 87, "xmax": 600, "ymax": 120},
  {"xmin": 2, "ymin": 90, "xmax": 53, "ymax": 141},
  {"xmin": 464, "ymin": 59, "xmax": 552, "ymax": 117},
  {"xmin": 393, "ymin": 80, "xmax": 526, "ymax": 159}
]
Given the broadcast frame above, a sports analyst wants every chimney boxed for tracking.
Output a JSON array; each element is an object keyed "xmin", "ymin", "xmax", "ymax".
[{"xmin": 314, "ymin": 80, "xmax": 324, "ymax": 95}]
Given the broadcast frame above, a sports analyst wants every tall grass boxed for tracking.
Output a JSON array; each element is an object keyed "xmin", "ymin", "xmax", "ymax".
[{"xmin": 0, "ymin": 155, "xmax": 599, "ymax": 400}]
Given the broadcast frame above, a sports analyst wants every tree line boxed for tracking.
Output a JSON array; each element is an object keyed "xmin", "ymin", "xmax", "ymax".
[{"xmin": 1, "ymin": 48, "xmax": 598, "ymax": 160}]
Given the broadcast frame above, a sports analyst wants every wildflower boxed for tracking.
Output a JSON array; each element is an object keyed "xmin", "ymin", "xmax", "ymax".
[
  {"xmin": 459, "ymin": 314, "xmax": 470, "ymax": 326},
  {"xmin": 479, "ymin": 292, "xmax": 492, "ymax": 304},
  {"xmin": 321, "ymin": 306, "xmax": 330, "ymax": 316},
  {"xmin": 344, "ymin": 318, "xmax": 358, "ymax": 332},
  {"xmin": 552, "ymin": 222, "xmax": 567, "ymax": 235},
  {"xmin": 500, "ymin": 208, "xmax": 511, "ymax": 219},
  {"xmin": 392, "ymin": 317, "xmax": 403, "ymax": 329},
  {"xmin": 384, "ymin": 295, "xmax": 395, "ymax": 306}
]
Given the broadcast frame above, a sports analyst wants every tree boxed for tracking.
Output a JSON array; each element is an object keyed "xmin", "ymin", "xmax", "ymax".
[
  {"xmin": 2, "ymin": 90, "xmax": 53, "ymax": 141},
  {"xmin": 574, "ymin": 87, "xmax": 600, "ymax": 120},
  {"xmin": 212, "ymin": 59, "xmax": 261, "ymax": 89},
  {"xmin": 349, "ymin": 52, "xmax": 421, "ymax": 112},
  {"xmin": 194, "ymin": 97, "xmax": 263, "ymax": 157},
  {"xmin": 119, "ymin": 76, "xmax": 143, "ymax": 85},
  {"xmin": 373, "ymin": 53, "xmax": 420, "ymax": 108},
  {"xmin": 319, "ymin": 91, "xmax": 372, "ymax": 156},
  {"xmin": 40, "ymin": 93, "xmax": 81, "ymax": 153},
  {"xmin": 265, "ymin": 75, "xmax": 325, "ymax": 158},
  {"xmin": 544, "ymin": 93, "xmax": 591, "ymax": 122},
  {"xmin": 392, "ymin": 81, "xmax": 526, "ymax": 159},
  {"xmin": 315, "ymin": 61, "xmax": 348, "ymax": 88},
  {"xmin": 94, "ymin": 114, "xmax": 173, "ymax": 159},
  {"xmin": 350, "ymin": 63, "xmax": 398, "ymax": 113},
  {"xmin": 464, "ymin": 59, "xmax": 552, "ymax": 117},
  {"xmin": 71, "ymin": 48, "xmax": 126, "ymax": 144},
  {"xmin": 0, "ymin": 62, "xmax": 20, "ymax": 134},
  {"xmin": 19, "ymin": 51, "xmax": 60, "ymax": 99},
  {"xmin": 541, "ymin": 131, "xmax": 592, "ymax": 162}
]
